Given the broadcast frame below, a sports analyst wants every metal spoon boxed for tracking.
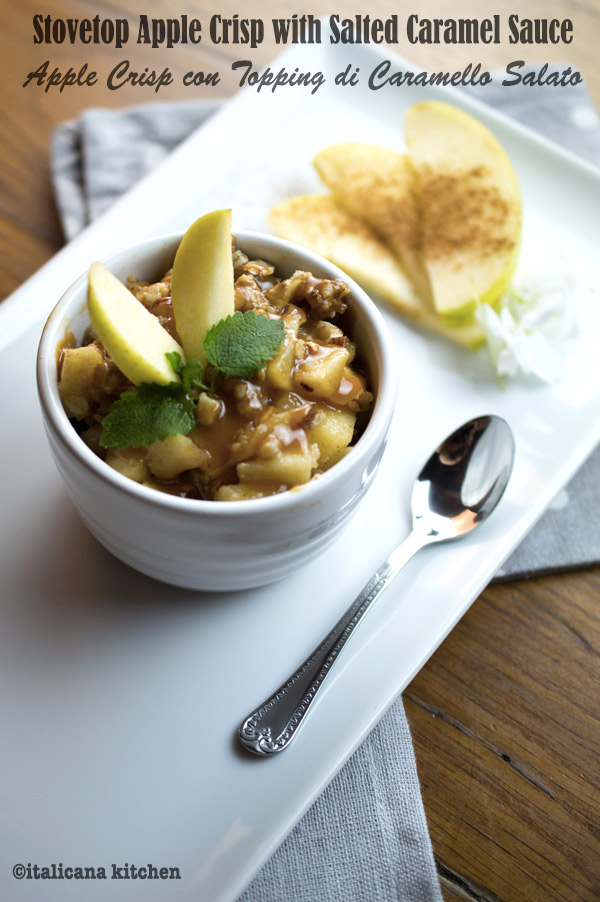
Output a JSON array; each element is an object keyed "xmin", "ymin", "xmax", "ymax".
[{"xmin": 239, "ymin": 415, "xmax": 515, "ymax": 756}]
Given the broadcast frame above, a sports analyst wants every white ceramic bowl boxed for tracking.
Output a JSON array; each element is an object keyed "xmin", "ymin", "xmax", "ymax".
[{"xmin": 37, "ymin": 231, "xmax": 397, "ymax": 591}]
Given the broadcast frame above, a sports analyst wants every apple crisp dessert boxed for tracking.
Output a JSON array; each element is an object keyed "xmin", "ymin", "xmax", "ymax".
[{"xmin": 57, "ymin": 240, "xmax": 372, "ymax": 501}]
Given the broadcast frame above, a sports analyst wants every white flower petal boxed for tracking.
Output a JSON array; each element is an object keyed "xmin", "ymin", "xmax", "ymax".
[{"xmin": 475, "ymin": 263, "xmax": 577, "ymax": 384}]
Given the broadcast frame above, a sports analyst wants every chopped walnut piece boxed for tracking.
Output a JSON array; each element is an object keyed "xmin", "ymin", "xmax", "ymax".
[
  {"xmin": 231, "ymin": 380, "xmax": 267, "ymax": 418},
  {"xmin": 234, "ymin": 273, "xmax": 270, "ymax": 312},
  {"xmin": 239, "ymin": 260, "xmax": 275, "ymax": 281},
  {"xmin": 306, "ymin": 320, "xmax": 345, "ymax": 345},
  {"xmin": 128, "ymin": 278, "xmax": 171, "ymax": 308},
  {"xmin": 266, "ymin": 271, "xmax": 349, "ymax": 318},
  {"xmin": 232, "ymin": 247, "xmax": 249, "ymax": 278},
  {"xmin": 300, "ymin": 320, "xmax": 355, "ymax": 362}
]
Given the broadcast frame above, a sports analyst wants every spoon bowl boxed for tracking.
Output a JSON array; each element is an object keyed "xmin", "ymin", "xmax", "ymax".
[{"xmin": 412, "ymin": 415, "xmax": 515, "ymax": 542}]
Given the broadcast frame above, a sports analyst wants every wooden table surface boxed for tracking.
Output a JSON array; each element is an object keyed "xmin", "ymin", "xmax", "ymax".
[{"xmin": 2, "ymin": 1, "xmax": 599, "ymax": 900}]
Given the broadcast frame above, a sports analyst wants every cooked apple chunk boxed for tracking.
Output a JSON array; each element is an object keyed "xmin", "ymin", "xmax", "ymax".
[
  {"xmin": 215, "ymin": 482, "xmax": 283, "ymax": 501},
  {"xmin": 147, "ymin": 435, "xmax": 208, "ymax": 480},
  {"xmin": 265, "ymin": 309, "xmax": 304, "ymax": 391},
  {"xmin": 58, "ymin": 343, "xmax": 106, "ymax": 418},
  {"xmin": 237, "ymin": 444, "xmax": 320, "ymax": 486},
  {"xmin": 294, "ymin": 344, "xmax": 350, "ymax": 397},
  {"xmin": 105, "ymin": 448, "xmax": 149, "ymax": 483},
  {"xmin": 58, "ymin": 342, "xmax": 126, "ymax": 418},
  {"xmin": 196, "ymin": 392, "xmax": 223, "ymax": 426},
  {"xmin": 309, "ymin": 405, "xmax": 356, "ymax": 469}
]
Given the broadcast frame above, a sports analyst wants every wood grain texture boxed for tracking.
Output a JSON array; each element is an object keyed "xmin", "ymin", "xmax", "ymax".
[
  {"xmin": 406, "ymin": 570, "xmax": 600, "ymax": 901},
  {"xmin": 0, "ymin": 2, "xmax": 599, "ymax": 901}
]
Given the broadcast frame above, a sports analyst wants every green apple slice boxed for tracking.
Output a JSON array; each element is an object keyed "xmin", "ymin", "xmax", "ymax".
[
  {"xmin": 405, "ymin": 101, "xmax": 521, "ymax": 324},
  {"xmin": 171, "ymin": 209, "xmax": 235, "ymax": 363},
  {"xmin": 88, "ymin": 262, "xmax": 184, "ymax": 385}
]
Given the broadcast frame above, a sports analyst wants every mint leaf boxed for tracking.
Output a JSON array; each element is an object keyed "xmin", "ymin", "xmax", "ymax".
[
  {"xmin": 100, "ymin": 383, "xmax": 196, "ymax": 449},
  {"xmin": 166, "ymin": 351, "xmax": 207, "ymax": 394},
  {"xmin": 166, "ymin": 351, "xmax": 184, "ymax": 378},
  {"xmin": 203, "ymin": 311, "xmax": 285, "ymax": 380},
  {"xmin": 181, "ymin": 359, "xmax": 207, "ymax": 394},
  {"xmin": 99, "ymin": 315, "xmax": 282, "ymax": 449}
]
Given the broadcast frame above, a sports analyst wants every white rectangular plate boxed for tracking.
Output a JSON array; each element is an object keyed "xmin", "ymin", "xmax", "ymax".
[{"xmin": 1, "ymin": 40, "xmax": 599, "ymax": 901}]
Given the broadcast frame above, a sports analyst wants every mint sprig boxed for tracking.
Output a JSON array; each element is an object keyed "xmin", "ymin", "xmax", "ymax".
[
  {"xmin": 99, "ymin": 383, "xmax": 197, "ymax": 449},
  {"xmin": 204, "ymin": 311, "xmax": 285, "ymax": 380},
  {"xmin": 100, "ymin": 353, "xmax": 207, "ymax": 448},
  {"xmin": 100, "ymin": 312, "xmax": 285, "ymax": 449},
  {"xmin": 166, "ymin": 351, "xmax": 208, "ymax": 393}
]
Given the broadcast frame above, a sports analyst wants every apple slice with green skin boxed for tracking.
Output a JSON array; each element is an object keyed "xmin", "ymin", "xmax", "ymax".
[
  {"xmin": 88, "ymin": 262, "xmax": 184, "ymax": 385},
  {"xmin": 405, "ymin": 101, "xmax": 522, "ymax": 325},
  {"xmin": 171, "ymin": 209, "xmax": 235, "ymax": 364}
]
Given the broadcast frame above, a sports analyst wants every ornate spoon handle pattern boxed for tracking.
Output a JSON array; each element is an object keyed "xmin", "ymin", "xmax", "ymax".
[{"xmin": 239, "ymin": 530, "xmax": 426, "ymax": 756}]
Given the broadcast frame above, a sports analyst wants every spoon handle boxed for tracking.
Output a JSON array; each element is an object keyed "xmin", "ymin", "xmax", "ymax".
[{"xmin": 239, "ymin": 529, "xmax": 425, "ymax": 756}]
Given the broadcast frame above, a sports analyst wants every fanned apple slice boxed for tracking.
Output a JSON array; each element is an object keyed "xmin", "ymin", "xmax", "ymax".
[
  {"xmin": 171, "ymin": 209, "xmax": 234, "ymax": 363},
  {"xmin": 405, "ymin": 101, "xmax": 521, "ymax": 325},
  {"xmin": 88, "ymin": 262, "xmax": 184, "ymax": 386},
  {"xmin": 269, "ymin": 195, "xmax": 422, "ymax": 317},
  {"xmin": 314, "ymin": 144, "xmax": 431, "ymax": 304},
  {"xmin": 269, "ymin": 195, "xmax": 484, "ymax": 350}
]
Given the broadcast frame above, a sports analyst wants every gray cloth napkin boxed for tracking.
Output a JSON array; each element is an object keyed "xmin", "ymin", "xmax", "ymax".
[{"xmin": 50, "ymin": 73, "xmax": 599, "ymax": 902}]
